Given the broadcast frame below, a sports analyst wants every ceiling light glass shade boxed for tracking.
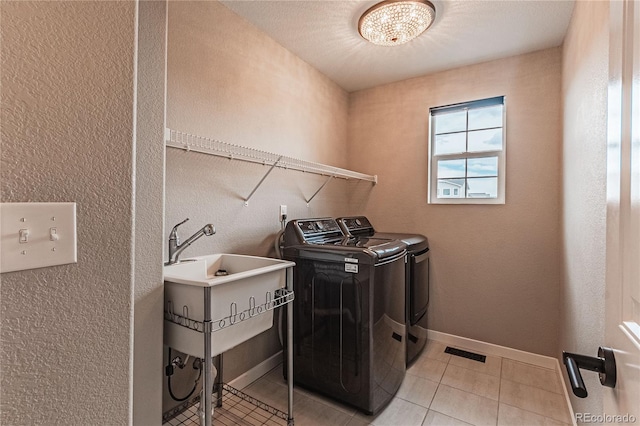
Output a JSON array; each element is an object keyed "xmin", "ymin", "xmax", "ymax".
[{"xmin": 358, "ymin": 0, "xmax": 436, "ymax": 46}]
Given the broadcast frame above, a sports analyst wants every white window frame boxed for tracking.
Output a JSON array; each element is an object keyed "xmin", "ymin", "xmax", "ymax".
[{"xmin": 428, "ymin": 96, "xmax": 506, "ymax": 205}]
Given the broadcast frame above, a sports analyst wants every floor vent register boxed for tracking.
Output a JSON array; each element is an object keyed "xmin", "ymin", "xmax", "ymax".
[{"xmin": 444, "ymin": 346, "xmax": 487, "ymax": 363}]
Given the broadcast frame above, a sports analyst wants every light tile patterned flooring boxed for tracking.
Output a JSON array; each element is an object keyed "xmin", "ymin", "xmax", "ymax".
[{"xmin": 164, "ymin": 340, "xmax": 573, "ymax": 426}]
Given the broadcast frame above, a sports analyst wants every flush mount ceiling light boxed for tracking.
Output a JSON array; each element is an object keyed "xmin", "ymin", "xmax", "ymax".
[{"xmin": 358, "ymin": 0, "xmax": 436, "ymax": 46}]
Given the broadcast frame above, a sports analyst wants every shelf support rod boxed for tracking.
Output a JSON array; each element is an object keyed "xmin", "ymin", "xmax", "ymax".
[
  {"xmin": 286, "ymin": 268, "xmax": 294, "ymax": 425},
  {"xmin": 306, "ymin": 175, "xmax": 334, "ymax": 206},
  {"xmin": 244, "ymin": 156, "xmax": 282, "ymax": 206},
  {"xmin": 203, "ymin": 287, "xmax": 213, "ymax": 426},
  {"xmin": 215, "ymin": 355, "xmax": 223, "ymax": 408}
]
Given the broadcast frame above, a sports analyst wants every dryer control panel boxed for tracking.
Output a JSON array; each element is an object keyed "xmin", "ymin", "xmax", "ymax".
[
  {"xmin": 284, "ymin": 218, "xmax": 344, "ymax": 245},
  {"xmin": 336, "ymin": 216, "xmax": 375, "ymax": 236},
  {"xmin": 298, "ymin": 219, "xmax": 341, "ymax": 235}
]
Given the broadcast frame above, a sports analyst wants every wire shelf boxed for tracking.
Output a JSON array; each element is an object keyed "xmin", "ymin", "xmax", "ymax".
[
  {"xmin": 162, "ymin": 383, "xmax": 291, "ymax": 425},
  {"xmin": 164, "ymin": 288, "xmax": 294, "ymax": 333},
  {"xmin": 165, "ymin": 128, "xmax": 377, "ymax": 183},
  {"xmin": 221, "ymin": 383, "xmax": 290, "ymax": 423}
]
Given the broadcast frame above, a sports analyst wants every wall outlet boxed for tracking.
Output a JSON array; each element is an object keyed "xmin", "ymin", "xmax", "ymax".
[{"xmin": 279, "ymin": 205, "xmax": 287, "ymax": 221}]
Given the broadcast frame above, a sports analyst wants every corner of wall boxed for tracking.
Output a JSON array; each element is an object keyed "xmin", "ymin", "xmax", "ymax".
[
  {"xmin": 133, "ymin": 0, "xmax": 168, "ymax": 424},
  {"xmin": 558, "ymin": 0, "xmax": 609, "ymax": 416}
]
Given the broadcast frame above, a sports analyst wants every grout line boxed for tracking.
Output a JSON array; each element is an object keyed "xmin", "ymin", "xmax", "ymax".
[
  {"xmin": 443, "ymin": 355, "xmax": 502, "ymax": 379},
  {"xmin": 497, "ymin": 378, "xmax": 573, "ymax": 425},
  {"xmin": 422, "ymin": 346, "xmax": 457, "ymax": 424},
  {"xmin": 427, "ymin": 408, "xmax": 475, "ymax": 426},
  {"xmin": 499, "ymin": 375, "xmax": 564, "ymax": 396},
  {"xmin": 498, "ymin": 401, "xmax": 572, "ymax": 426},
  {"xmin": 427, "ymin": 342, "xmax": 450, "ymax": 409},
  {"xmin": 429, "ymin": 380, "xmax": 441, "ymax": 411}
]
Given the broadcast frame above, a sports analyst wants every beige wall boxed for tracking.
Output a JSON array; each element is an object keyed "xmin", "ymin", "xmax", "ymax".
[
  {"xmin": 560, "ymin": 0, "xmax": 609, "ymax": 416},
  {"xmin": 0, "ymin": 1, "xmax": 140, "ymax": 424},
  {"xmin": 164, "ymin": 1, "xmax": 357, "ymax": 412},
  {"xmin": 348, "ymin": 48, "xmax": 563, "ymax": 357},
  {"xmin": 167, "ymin": 2, "xmax": 349, "ymax": 167}
]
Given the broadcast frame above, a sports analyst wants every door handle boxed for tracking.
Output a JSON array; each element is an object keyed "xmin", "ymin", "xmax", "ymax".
[
  {"xmin": 414, "ymin": 250, "xmax": 429, "ymax": 263},
  {"xmin": 562, "ymin": 347, "xmax": 616, "ymax": 398}
]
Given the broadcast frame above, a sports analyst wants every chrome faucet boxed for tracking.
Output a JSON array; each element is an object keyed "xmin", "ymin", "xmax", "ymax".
[{"xmin": 166, "ymin": 218, "xmax": 216, "ymax": 265}]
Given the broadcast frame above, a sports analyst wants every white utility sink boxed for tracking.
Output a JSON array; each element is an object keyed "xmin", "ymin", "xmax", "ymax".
[{"xmin": 163, "ymin": 254, "xmax": 295, "ymax": 358}]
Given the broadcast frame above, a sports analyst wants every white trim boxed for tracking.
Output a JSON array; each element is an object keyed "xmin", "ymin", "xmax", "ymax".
[
  {"xmin": 228, "ymin": 351, "xmax": 282, "ymax": 390},
  {"xmin": 428, "ymin": 97, "xmax": 506, "ymax": 205},
  {"xmin": 620, "ymin": 322, "xmax": 640, "ymax": 351},
  {"xmin": 427, "ymin": 329, "xmax": 557, "ymax": 369},
  {"xmin": 428, "ymin": 330, "xmax": 576, "ymax": 425}
]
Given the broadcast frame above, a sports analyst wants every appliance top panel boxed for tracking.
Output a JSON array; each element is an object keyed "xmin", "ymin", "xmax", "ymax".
[
  {"xmin": 285, "ymin": 218, "xmax": 345, "ymax": 244},
  {"xmin": 284, "ymin": 218, "xmax": 407, "ymax": 260},
  {"xmin": 374, "ymin": 232, "xmax": 429, "ymax": 251},
  {"xmin": 336, "ymin": 216, "xmax": 375, "ymax": 236},
  {"xmin": 296, "ymin": 218, "xmax": 342, "ymax": 235},
  {"xmin": 285, "ymin": 238, "xmax": 406, "ymax": 263},
  {"xmin": 341, "ymin": 236, "xmax": 393, "ymax": 249},
  {"xmin": 343, "ymin": 237, "xmax": 407, "ymax": 260},
  {"xmin": 337, "ymin": 217, "xmax": 429, "ymax": 251}
]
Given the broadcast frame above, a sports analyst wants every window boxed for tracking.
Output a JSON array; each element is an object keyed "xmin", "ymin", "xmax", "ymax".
[{"xmin": 428, "ymin": 96, "xmax": 505, "ymax": 204}]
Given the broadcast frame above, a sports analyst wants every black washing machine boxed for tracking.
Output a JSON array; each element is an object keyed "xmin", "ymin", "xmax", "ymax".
[
  {"xmin": 336, "ymin": 216, "xmax": 429, "ymax": 366},
  {"xmin": 282, "ymin": 218, "xmax": 407, "ymax": 415}
]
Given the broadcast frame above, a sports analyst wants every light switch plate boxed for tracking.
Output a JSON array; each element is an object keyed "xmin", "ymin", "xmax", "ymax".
[{"xmin": 1, "ymin": 202, "xmax": 77, "ymax": 273}]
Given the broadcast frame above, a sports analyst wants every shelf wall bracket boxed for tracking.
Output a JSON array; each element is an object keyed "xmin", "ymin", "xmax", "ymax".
[
  {"xmin": 306, "ymin": 175, "xmax": 334, "ymax": 207},
  {"xmin": 244, "ymin": 156, "xmax": 282, "ymax": 206}
]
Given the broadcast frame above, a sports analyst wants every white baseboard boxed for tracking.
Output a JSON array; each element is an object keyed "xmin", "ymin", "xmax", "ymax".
[
  {"xmin": 428, "ymin": 329, "xmax": 576, "ymax": 425},
  {"xmin": 427, "ymin": 329, "xmax": 557, "ymax": 369},
  {"xmin": 228, "ymin": 351, "xmax": 282, "ymax": 390}
]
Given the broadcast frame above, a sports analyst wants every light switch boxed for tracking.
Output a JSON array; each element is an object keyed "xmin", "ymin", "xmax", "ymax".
[
  {"xmin": 19, "ymin": 229, "xmax": 29, "ymax": 243},
  {"xmin": 1, "ymin": 203, "xmax": 77, "ymax": 273}
]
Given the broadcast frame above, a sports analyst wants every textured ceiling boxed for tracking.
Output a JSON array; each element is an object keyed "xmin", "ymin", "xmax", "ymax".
[{"xmin": 220, "ymin": 0, "xmax": 575, "ymax": 92}]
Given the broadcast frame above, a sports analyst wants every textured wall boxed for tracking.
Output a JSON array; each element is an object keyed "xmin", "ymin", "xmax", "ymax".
[
  {"xmin": 348, "ymin": 49, "xmax": 563, "ymax": 357},
  {"xmin": 560, "ymin": 0, "xmax": 609, "ymax": 416},
  {"xmin": 163, "ymin": 1, "xmax": 357, "ymax": 412},
  {"xmin": 133, "ymin": 1, "xmax": 167, "ymax": 425},
  {"xmin": 1, "ymin": 2, "xmax": 137, "ymax": 425},
  {"xmin": 167, "ymin": 1, "xmax": 349, "ymax": 167}
]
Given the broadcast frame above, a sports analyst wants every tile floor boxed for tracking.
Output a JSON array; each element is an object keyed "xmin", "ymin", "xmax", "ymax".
[{"xmin": 164, "ymin": 340, "xmax": 573, "ymax": 426}]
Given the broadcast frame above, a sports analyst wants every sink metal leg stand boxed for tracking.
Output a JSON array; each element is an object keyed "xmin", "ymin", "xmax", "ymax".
[
  {"xmin": 286, "ymin": 269, "xmax": 294, "ymax": 425},
  {"xmin": 215, "ymin": 354, "xmax": 223, "ymax": 408},
  {"xmin": 203, "ymin": 287, "xmax": 213, "ymax": 426}
]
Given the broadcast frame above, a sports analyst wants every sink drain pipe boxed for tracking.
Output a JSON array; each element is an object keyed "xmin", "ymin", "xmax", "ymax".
[{"xmin": 166, "ymin": 347, "xmax": 202, "ymax": 402}]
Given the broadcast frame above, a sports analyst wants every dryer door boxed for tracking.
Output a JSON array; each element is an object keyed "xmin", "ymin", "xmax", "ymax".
[{"xmin": 410, "ymin": 248, "xmax": 429, "ymax": 325}]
